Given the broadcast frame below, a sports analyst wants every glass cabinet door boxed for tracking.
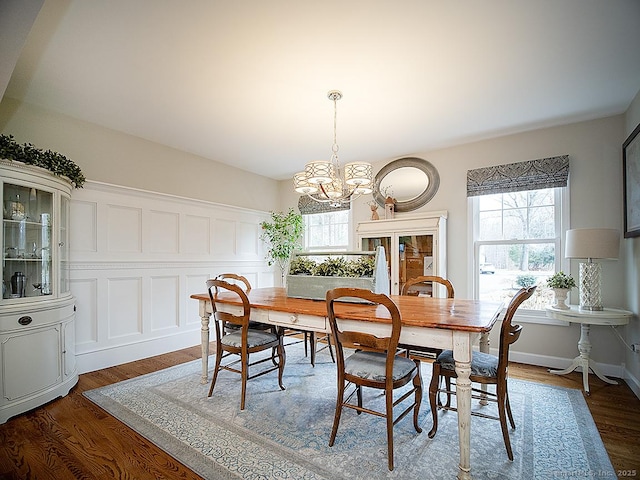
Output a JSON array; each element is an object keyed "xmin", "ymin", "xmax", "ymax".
[
  {"xmin": 361, "ymin": 236, "xmax": 392, "ymax": 293},
  {"xmin": 59, "ymin": 195, "xmax": 70, "ymax": 296},
  {"xmin": 398, "ymin": 234, "xmax": 434, "ymax": 295},
  {"xmin": 3, "ymin": 183, "xmax": 54, "ymax": 299}
]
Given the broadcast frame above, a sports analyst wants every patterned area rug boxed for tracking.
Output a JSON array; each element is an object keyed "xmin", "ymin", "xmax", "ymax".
[{"xmin": 84, "ymin": 344, "xmax": 614, "ymax": 479}]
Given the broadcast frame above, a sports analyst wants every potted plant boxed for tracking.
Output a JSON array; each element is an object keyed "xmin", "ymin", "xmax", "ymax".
[
  {"xmin": 546, "ymin": 271, "xmax": 576, "ymax": 310},
  {"xmin": 0, "ymin": 134, "xmax": 85, "ymax": 188},
  {"xmin": 259, "ymin": 208, "xmax": 304, "ymax": 286}
]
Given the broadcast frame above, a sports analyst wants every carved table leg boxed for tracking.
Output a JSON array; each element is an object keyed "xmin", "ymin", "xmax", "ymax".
[
  {"xmin": 454, "ymin": 332, "xmax": 473, "ymax": 480},
  {"xmin": 200, "ymin": 307, "xmax": 211, "ymax": 384}
]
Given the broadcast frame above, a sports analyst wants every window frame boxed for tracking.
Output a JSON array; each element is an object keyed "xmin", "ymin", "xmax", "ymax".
[
  {"xmin": 468, "ymin": 185, "xmax": 570, "ymax": 325},
  {"xmin": 302, "ymin": 208, "xmax": 352, "ymax": 252}
]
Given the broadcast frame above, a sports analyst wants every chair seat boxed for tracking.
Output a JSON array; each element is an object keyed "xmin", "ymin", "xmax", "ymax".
[
  {"xmin": 436, "ymin": 349, "xmax": 498, "ymax": 378},
  {"xmin": 221, "ymin": 330, "xmax": 279, "ymax": 349},
  {"xmin": 346, "ymin": 351, "xmax": 418, "ymax": 382}
]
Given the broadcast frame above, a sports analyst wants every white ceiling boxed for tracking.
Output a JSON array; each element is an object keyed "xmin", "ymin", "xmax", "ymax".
[{"xmin": 5, "ymin": 1, "xmax": 640, "ymax": 180}]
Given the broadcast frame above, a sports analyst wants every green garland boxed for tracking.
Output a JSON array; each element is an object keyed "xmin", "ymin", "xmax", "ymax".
[{"xmin": 0, "ymin": 134, "xmax": 85, "ymax": 188}]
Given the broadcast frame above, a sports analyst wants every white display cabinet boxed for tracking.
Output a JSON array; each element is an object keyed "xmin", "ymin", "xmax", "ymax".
[
  {"xmin": 357, "ymin": 212, "xmax": 447, "ymax": 296},
  {"xmin": 0, "ymin": 159, "xmax": 76, "ymax": 424}
]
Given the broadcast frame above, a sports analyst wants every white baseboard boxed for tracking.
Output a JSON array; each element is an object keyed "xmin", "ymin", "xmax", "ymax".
[
  {"xmin": 623, "ymin": 367, "xmax": 640, "ymax": 399},
  {"xmin": 76, "ymin": 330, "xmax": 202, "ymax": 374},
  {"xmin": 508, "ymin": 350, "xmax": 626, "ymax": 378}
]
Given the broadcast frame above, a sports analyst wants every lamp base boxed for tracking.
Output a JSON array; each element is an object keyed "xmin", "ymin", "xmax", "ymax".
[{"xmin": 578, "ymin": 261, "xmax": 602, "ymax": 311}]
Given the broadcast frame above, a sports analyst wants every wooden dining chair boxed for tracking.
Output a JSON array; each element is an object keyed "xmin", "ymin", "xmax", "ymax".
[
  {"xmin": 398, "ymin": 275, "xmax": 455, "ymax": 359},
  {"xmin": 214, "ymin": 273, "xmax": 273, "ymax": 332},
  {"xmin": 326, "ymin": 287, "xmax": 423, "ymax": 471},
  {"xmin": 207, "ymin": 278, "xmax": 285, "ymax": 410},
  {"xmin": 428, "ymin": 285, "xmax": 537, "ymax": 460}
]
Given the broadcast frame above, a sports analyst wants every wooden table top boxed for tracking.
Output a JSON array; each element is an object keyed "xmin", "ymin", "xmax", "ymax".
[{"xmin": 191, "ymin": 287, "xmax": 503, "ymax": 333}]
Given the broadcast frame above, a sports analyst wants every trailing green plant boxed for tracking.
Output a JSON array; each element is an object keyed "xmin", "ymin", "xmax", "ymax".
[
  {"xmin": 546, "ymin": 271, "xmax": 576, "ymax": 289},
  {"xmin": 259, "ymin": 208, "xmax": 304, "ymax": 282},
  {"xmin": 0, "ymin": 134, "xmax": 85, "ymax": 188}
]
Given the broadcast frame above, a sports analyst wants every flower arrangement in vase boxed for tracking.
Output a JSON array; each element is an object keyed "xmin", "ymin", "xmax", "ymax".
[{"xmin": 546, "ymin": 271, "xmax": 576, "ymax": 310}]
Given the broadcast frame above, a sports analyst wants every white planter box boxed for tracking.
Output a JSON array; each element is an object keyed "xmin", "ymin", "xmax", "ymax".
[{"xmin": 286, "ymin": 246, "xmax": 389, "ymax": 302}]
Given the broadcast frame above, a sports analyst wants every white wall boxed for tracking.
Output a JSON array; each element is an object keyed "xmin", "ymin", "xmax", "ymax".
[
  {"xmin": 0, "ymin": 98, "xmax": 281, "ymax": 213},
  {"xmin": 623, "ymin": 88, "xmax": 640, "ymax": 394},
  {"xmin": 282, "ymin": 114, "xmax": 633, "ymax": 381}
]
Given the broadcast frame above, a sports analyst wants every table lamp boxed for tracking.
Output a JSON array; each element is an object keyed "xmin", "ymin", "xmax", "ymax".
[{"xmin": 565, "ymin": 228, "xmax": 619, "ymax": 311}]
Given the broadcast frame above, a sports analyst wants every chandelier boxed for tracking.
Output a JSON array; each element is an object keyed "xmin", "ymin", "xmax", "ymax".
[{"xmin": 293, "ymin": 90, "xmax": 373, "ymax": 206}]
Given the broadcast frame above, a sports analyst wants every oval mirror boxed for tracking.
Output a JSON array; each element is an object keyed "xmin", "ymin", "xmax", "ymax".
[{"xmin": 373, "ymin": 157, "xmax": 440, "ymax": 212}]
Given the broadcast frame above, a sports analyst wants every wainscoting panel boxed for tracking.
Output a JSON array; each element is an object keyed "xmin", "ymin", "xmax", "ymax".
[
  {"xmin": 70, "ymin": 200, "xmax": 97, "ymax": 253},
  {"xmin": 107, "ymin": 277, "xmax": 143, "ymax": 339},
  {"xmin": 150, "ymin": 275, "xmax": 180, "ymax": 331},
  {"xmin": 148, "ymin": 210, "xmax": 180, "ymax": 254},
  {"xmin": 70, "ymin": 182, "xmax": 276, "ymax": 374},
  {"xmin": 183, "ymin": 214, "xmax": 210, "ymax": 254},
  {"xmin": 107, "ymin": 204, "xmax": 143, "ymax": 253}
]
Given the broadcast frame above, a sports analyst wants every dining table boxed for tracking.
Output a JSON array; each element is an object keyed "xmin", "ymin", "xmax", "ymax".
[{"xmin": 190, "ymin": 286, "xmax": 503, "ymax": 480}]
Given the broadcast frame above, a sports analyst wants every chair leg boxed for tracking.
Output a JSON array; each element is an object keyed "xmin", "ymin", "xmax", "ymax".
[
  {"xmin": 326, "ymin": 334, "xmax": 335, "ymax": 363},
  {"xmin": 444, "ymin": 376, "xmax": 452, "ymax": 408},
  {"xmin": 356, "ymin": 385, "xmax": 363, "ymax": 414},
  {"xmin": 505, "ymin": 387, "xmax": 515, "ymax": 428},
  {"xmin": 329, "ymin": 374, "xmax": 345, "ymax": 447},
  {"xmin": 497, "ymin": 381, "xmax": 514, "ymax": 461},
  {"xmin": 277, "ymin": 339, "xmax": 286, "ymax": 391},
  {"xmin": 310, "ymin": 331, "xmax": 316, "ymax": 367},
  {"xmin": 240, "ymin": 350, "xmax": 248, "ymax": 411},
  {"xmin": 412, "ymin": 359, "xmax": 423, "ymax": 433},
  {"xmin": 207, "ymin": 346, "xmax": 223, "ymax": 397},
  {"xmin": 428, "ymin": 363, "xmax": 441, "ymax": 438},
  {"xmin": 385, "ymin": 385, "xmax": 395, "ymax": 471}
]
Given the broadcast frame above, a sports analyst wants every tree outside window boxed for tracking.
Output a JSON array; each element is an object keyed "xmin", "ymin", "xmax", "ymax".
[{"xmin": 474, "ymin": 187, "xmax": 565, "ymax": 310}]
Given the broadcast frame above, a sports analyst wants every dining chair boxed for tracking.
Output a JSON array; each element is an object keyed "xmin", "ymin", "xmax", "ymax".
[
  {"xmin": 427, "ymin": 285, "xmax": 537, "ymax": 460},
  {"xmin": 214, "ymin": 273, "xmax": 272, "ymax": 332},
  {"xmin": 207, "ymin": 278, "xmax": 285, "ymax": 410},
  {"xmin": 398, "ymin": 275, "xmax": 455, "ymax": 359},
  {"xmin": 215, "ymin": 273, "xmax": 321, "ymax": 365},
  {"xmin": 326, "ymin": 287, "xmax": 423, "ymax": 471}
]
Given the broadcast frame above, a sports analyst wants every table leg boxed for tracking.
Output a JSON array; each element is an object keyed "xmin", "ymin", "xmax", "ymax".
[
  {"xmin": 453, "ymin": 332, "xmax": 473, "ymax": 480},
  {"xmin": 199, "ymin": 303, "xmax": 211, "ymax": 384},
  {"xmin": 548, "ymin": 323, "xmax": 618, "ymax": 394}
]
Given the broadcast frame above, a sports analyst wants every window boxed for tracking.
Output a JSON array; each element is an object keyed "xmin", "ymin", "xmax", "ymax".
[
  {"xmin": 472, "ymin": 187, "xmax": 568, "ymax": 313},
  {"xmin": 467, "ymin": 155, "xmax": 570, "ymax": 321},
  {"xmin": 303, "ymin": 210, "xmax": 350, "ymax": 251}
]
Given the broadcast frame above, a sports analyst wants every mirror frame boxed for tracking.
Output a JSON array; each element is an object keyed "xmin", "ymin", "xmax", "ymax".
[{"xmin": 372, "ymin": 157, "xmax": 440, "ymax": 212}]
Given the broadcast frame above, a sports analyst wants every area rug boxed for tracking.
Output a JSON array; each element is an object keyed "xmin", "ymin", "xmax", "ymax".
[{"xmin": 84, "ymin": 344, "xmax": 614, "ymax": 479}]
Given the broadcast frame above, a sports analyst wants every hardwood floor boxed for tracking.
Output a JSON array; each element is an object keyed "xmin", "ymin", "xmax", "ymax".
[{"xmin": 1, "ymin": 345, "xmax": 639, "ymax": 479}]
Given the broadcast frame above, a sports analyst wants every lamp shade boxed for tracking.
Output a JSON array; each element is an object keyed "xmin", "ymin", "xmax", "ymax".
[{"xmin": 565, "ymin": 228, "xmax": 620, "ymax": 260}]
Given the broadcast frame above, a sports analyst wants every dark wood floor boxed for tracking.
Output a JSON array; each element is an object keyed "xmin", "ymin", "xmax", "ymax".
[{"xmin": 1, "ymin": 344, "xmax": 639, "ymax": 479}]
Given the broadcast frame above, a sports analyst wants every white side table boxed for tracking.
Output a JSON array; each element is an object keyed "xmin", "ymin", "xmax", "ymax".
[{"xmin": 545, "ymin": 305, "xmax": 633, "ymax": 394}]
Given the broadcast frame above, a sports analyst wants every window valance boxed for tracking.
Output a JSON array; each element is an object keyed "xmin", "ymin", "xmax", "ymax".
[
  {"xmin": 466, "ymin": 155, "xmax": 569, "ymax": 197},
  {"xmin": 298, "ymin": 196, "xmax": 350, "ymax": 214}
]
